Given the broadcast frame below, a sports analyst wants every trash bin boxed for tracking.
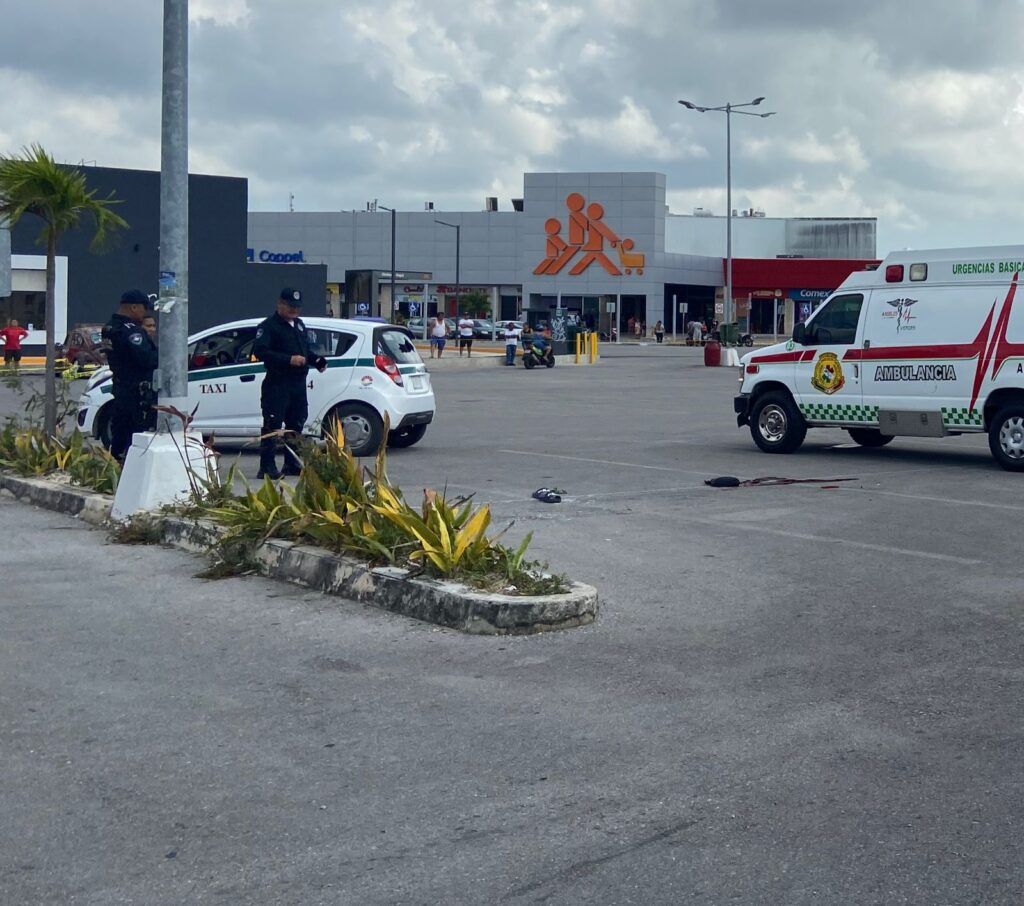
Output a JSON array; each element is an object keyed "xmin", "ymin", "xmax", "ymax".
[
  {"xmin": 704, "ymin": 339, "xmax": 721, "ymax": 367},
  {"xmin": 719, "ymin": 322, "xmax": 739, "ymax": 345}
]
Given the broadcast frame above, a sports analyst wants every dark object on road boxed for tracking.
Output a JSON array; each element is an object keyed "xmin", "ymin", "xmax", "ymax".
[
  {"xmin": 739, "ymin": 332, "xmax": 754, "ymax": 347},
  {"xmin": 705, "ymin": 476, "xmax": 741, "ymax": 487},
  {"xmin": 532, "ymin": 487, "xmax": 564, "ymax": 503},
  {"xmin": 705, "ymin": 475, "xmax": 858, "ymax": 488}
]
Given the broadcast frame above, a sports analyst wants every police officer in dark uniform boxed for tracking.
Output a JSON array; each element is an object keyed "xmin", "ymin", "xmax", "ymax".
[
  {"xmin": 103, "ymin": 289, "xmax": 159, "ymax": 461},
  {"xmin": 253, "ymin": 288, "xmax": 327, "ymax": 479}
]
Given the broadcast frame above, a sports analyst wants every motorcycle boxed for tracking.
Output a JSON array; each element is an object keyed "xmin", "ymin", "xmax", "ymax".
[{"xmin": 522, "ymin": 343, "xmax": 555, "ymax": 369}]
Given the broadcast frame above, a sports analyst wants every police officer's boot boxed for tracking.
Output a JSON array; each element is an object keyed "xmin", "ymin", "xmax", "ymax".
[{"xmin": 257, "ymin": 435, "xmax": 281, "ymax": 480}]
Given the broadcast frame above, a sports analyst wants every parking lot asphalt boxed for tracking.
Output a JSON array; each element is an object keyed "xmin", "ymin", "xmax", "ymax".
[{"xmin": 2, "ymin": 346, "xmax": 1022, "ymax": 904}]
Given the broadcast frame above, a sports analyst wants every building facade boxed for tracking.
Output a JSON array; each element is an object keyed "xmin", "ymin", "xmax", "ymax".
[
  {"xmin": 3, "ymin": 165, "xmax": 326, "ymax": 353},
  {"xmin": 248, "ymin": 171, "xmax": 876, "ymax": 335}
]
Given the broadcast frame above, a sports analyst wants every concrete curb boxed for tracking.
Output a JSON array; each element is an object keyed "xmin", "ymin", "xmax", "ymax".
[
  {"xmin": 0, "ymin": 473, "xmax": 114, "ymax": 526},
  {"xmin": 0, "ymin": 472, "xmax": 599, "ymax": 635},
  {"xmin": 162, "ymin": 516, "xmax": 598, "ymax": 635}
]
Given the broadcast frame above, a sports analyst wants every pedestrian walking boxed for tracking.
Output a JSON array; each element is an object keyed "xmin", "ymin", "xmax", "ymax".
[
  {"xmin": 252, "ymin": 288, "xmax": 327, "ymax": 480},
  {"xmin": 690, "ymin": 319, "xmax": 703, "ymax": 345},
  {"xmin": 457, "ymin": 315, "xmax": 474, "ymax": 356},
  {"xmin": 654, "ymin": 320, "xmax": 665, "ymax": 343},
  {"xmin": 0, "ymin": 318, "xmax": 29, "ymax": 370},
  {"xmin": 429, "ymin": 315, "xmax": 447, "ymax": 358},
  {"xmin": 503, "ymin": 321, "xmax": 520, "ymax": 365},
  {"xmin": 102, "ymin": 290, "xmax": 159, "ymax": 460}
]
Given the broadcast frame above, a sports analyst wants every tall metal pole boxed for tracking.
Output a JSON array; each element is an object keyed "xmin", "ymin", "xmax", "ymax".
[
  {"xmin": 455, "ymin": 224, "xmax": 461, "ymax": 318},
  {"xmin": 390, "ymin": 208, "xmax": 396, "ymax": 321},
  {"xmin": 158, "ymin": 0, "xmax": 188, "ymax": 430},
  {"xmin": 725, "ymin": 103, "xmax": 732, "ymax": 333}
]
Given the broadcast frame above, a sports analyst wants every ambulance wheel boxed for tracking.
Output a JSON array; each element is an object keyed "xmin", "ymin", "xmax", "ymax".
[
  {"xmin": 847, "ymin": 428, "xmax": 894, "ymax": 448},
  {"xmin": 388, "ymin": 423, "xmax": 427, "ymax": 449},
  {"xmin": 988, "ymin": 406, "xmax": 1024, "ymax": 471},
  {"xmin": 325, "ymin": 403, "xmax": 383, "ymax": 457},
  {"xmin": 749, "ymin": 391, "xmax": 806, "ymax": 454}
]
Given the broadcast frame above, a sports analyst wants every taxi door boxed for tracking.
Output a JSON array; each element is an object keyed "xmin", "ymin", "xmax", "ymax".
[
  {"xmin": 792, "ymin": 292, "xmax": 869, "ymax": 426},
  {"xmin": 187, "ymin": 327, "xmax": 262, "ymax": 435}
]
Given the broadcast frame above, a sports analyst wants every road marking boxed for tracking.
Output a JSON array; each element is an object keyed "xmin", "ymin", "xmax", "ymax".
[
  {"xmin": 499, "ymin": 449, "xmax": 708, "ymax": 476},
  {"xmin": 837, "ymin": 486, "xmax": 1024, "ymax": 513},
  {"xmin": 647, "ymin": 512, "xmax": 983, "ymax": 565}
]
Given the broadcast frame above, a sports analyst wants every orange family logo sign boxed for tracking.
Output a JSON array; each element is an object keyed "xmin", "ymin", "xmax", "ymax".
[{"xmin": 533, "ymin": 193, "xmax": 646, "ymax": 277}]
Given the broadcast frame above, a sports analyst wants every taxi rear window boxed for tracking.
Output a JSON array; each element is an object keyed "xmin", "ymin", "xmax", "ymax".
[{"xmin": 376, "ymin": 328, "xmax": 422, "ymax": 364}]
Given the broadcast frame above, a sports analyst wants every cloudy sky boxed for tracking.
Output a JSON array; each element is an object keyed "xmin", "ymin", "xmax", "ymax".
[{"xmin": 3, "ymin": 0, "xmax": 1024, "ymax": 254}]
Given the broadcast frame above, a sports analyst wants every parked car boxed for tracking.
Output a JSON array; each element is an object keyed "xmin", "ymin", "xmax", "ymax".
[
  {"xmin": 60, "ymin": 324, "xmax": 107, "ymax": 369},
  {"xmin": 76, "ymin": 317, "xmax": 435, "ymax": 457},
  {"xmin": 471, "ymin": 319, "xmax": 496, "ymax": 339}
]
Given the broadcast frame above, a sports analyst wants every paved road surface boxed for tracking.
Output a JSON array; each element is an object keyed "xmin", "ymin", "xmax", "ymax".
[{"xmin": 1, "ymin": 345, "xmax": 1021, "ymax": 903}]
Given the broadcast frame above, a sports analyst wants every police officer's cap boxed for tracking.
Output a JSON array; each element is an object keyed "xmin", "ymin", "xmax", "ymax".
[
  {"xmin": 279, "ymin": 288, "xmax": 303, "ymax": 306},
  {"xmin": 120, "ymin": 289, "xmax": 151, "ymax": 306}
]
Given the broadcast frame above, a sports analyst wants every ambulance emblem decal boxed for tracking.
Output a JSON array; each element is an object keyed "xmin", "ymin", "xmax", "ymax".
[{"xmin": 812, "ymin": 352, "xmax": 845, "ymax": 395}]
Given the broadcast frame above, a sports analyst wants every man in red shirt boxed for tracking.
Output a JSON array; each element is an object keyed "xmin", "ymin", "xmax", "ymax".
[{"xmin": 0, "ymin": 319, "xmax": 29, "ymax": 370}]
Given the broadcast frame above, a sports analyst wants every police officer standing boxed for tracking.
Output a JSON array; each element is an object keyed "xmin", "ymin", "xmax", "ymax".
[
  {"xmin": 252, "ymin": 288, "xmax": 327, "ymax": 479},
  {"xmin": 103, "ymin": 289, "xmax": 159, "ymax": 461}
]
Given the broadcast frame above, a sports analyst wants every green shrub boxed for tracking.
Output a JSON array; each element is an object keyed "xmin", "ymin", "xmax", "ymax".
[{"xmin": 192, "ymin": 419, "xmax": 568, "ymax": 594}]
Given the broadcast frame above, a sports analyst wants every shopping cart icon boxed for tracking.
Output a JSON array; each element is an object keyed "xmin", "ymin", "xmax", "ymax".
[{"xmin": 617, "ymin": 238, "xmax": 645, "ymax": 275}]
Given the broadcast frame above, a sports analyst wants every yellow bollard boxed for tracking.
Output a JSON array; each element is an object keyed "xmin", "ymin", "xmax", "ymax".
[
  {"xmin": 589, "ymin": 332, "xmax": 598, "ymax": 363},
  {"xmin": 575, "ymin": 331, "xmax": 581, "ymax": 364}
]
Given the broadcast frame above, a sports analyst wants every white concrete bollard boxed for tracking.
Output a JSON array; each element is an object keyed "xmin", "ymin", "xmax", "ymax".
[{"xmin": 111, "ymin": 429, "xmax": 217, "ymax": 521}]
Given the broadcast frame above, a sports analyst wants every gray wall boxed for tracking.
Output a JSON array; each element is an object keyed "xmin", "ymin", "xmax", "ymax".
[{"xmin": 248, "ymin": 210, "xmax": 523, "ymax": 286}]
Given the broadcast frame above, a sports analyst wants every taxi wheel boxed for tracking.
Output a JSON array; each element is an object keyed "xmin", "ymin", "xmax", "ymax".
[
  {"xmin": 846, "ymin": 428, "xmax": 894, "ymax": 448},
  {"xmin": 326, "ymin": 403, "xmax": 383, "ymax": 457},
  {"xmin": 988, "ymin": 405, "xmax": 1024, "ymax": 471},
  {"xmin": 95, "ymin": 405, "xmax": 113, "ymax": 450},
  {"xmin": 388, "ymin": 423, "xmax": 427, "ymax": 449},
  {"xmin": 749, "ymin": 391, "xmax": 806, "ymax": 454}
]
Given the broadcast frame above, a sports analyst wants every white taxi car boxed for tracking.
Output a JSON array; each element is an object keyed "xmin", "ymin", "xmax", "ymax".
[{"xmin": 76, "ymin": 317, "xmax": 435, "ymax": 457}]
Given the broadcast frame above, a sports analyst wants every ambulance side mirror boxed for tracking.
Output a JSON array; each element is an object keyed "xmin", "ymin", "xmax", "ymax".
[{"xmin": 792, "ymin": 322, "xmax": 807, "ymax": 345}]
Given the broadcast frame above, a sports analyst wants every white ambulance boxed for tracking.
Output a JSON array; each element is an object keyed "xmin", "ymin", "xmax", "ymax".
[{"xmin": 735, "ymin": 245, "xmax": 1024, "ymax": 470}]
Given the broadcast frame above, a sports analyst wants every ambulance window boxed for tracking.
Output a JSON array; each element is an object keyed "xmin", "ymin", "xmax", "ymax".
[{"xmin": 807, "ymin": 294, "xmax": 863, "ymax": 345}]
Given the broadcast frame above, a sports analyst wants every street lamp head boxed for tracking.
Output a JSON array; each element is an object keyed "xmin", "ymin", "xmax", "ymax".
[
  {"xmin": 678, "ymin": 100, "xmax": 695, "ymax": 109},
  {"xmin": 760, "ymin": 111, "xmax": 776, "ymax": 118},
  {"xmin": 752, "ymin": 96, "xmax": 765, "ymax": 105}
]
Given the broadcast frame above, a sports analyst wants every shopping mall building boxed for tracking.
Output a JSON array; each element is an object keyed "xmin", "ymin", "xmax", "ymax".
[{"xmin": 248, "ymin": 171, "xmax": 877, "ymax": 335}]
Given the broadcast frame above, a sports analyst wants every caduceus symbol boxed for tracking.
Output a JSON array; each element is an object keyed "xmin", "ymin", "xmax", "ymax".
[{"xmin": 886, "ymin": 298, "xmax": 917, "ymax": 331}]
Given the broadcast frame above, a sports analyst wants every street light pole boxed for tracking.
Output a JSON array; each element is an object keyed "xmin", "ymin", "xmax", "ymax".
[
  {"xmin": 158, "ymin": 0, "xmax": 189, "ymax": 429},
  {"xmin": 379, "ymin": 204, "xmax": 396, "ymax": 321},
  {"xmin": 435, "ymin": 219, "xmax": 460, "ymax": 318},
  {"xmin": 678, "ymin": 96, "xmax": 775, "ymax": 340}
]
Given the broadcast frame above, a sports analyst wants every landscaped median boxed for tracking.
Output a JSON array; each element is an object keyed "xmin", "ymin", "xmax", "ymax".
[{"xmin": 0, "ymin": 422, "xmax": 598, "ymax": 635}]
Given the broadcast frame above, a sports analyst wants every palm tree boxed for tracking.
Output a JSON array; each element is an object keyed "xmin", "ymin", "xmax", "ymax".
[{"xmin": 0, "ymin": 144, "xmax": 128, "ymax": 436}]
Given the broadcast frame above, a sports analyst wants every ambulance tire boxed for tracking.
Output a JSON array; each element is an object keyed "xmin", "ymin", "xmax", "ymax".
[
  {"xmin": 988, "ymin": 405, "xmax": 1024, "ymax": 471},
  {"xmin": 749, "ymin": 391, "xmax": 806, "ymax": 454},
  {"xmin": 846, "ymin": 428, "xmax": 894, "ymax": 448}
]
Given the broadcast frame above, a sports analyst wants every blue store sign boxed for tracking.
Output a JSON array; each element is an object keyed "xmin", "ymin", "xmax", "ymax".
[{"xmin": 246, "ymin": 248, "xmax": 306, "ymax": 264}]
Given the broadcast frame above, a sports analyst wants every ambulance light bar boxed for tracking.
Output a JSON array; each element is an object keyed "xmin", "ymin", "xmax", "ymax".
[
  {"xmin": 885, "ymin": 265, "xmax": 904, "ymax": 282},
  {"xmin": 909, "ymin": 263, "xmax": 928, "ymax": 281}
]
